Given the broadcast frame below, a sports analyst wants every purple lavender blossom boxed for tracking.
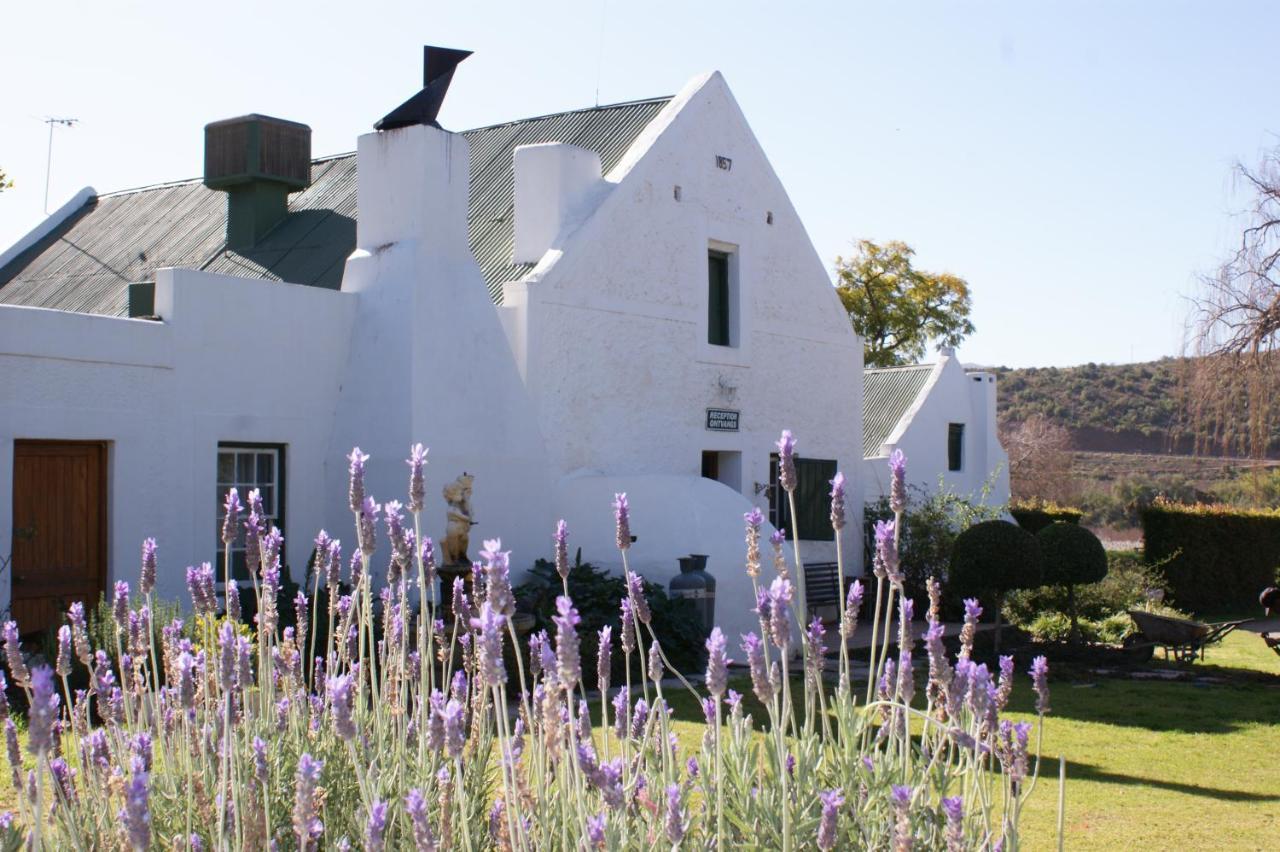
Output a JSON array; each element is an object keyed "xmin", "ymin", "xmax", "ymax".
[
  {"xmin": 554, "ymin": 519, "xmax": 570, "ymax": 581},
  {"xmin": 68, "ymin": 602, "xmax": 90, "ymax": 664},
  {"xmin": 630, "ymin": 698, "xmax": 650, "ymax": 740},
  {"xmin": 479, "ymin": 538, "xmax": 515, "ymax": 617},
  {"xmin": 328, "ymin": 674, "xmax": 356, "ymax": 740},
  {"xmin": 704, "ymin": 627, "xmax": 730, "ymax": 696},
  {"xmin": 442, "ymin": 699, "xmax": 466, "ymax": 758},
  {"xmin": 347, "ymin": 447, "xmax": 369, "ymax": 514},
  {"xmin": 1030, "ymin": 655, "xmax": 1051, "ymax": 714},
  {"xmin": 664, "ymin": 784, "xmax": 686, "ymax": 844},
  {"xmin": 613, "ymin": 493, "xmax": 631, "ymax": 551},
  {"xmin": 113, "ymin": 581, "xmax": 130, "ymax": 628},
  {"xmin": 407, "ymin": 443, "xmax": 428, "ymax": 513},
  {"xmin": 365, "ymin": 800, "xmax": 389, "ymax": 852},
  {"xmin": 222, "ymin": 488, "xmax": 242, "ymax": 546},
  {"xmin": 586, "ymin": 813, "xmax": 607, "ymax": 848},
  {"xmin": 647, "ymin": 638, "xmax": 664, "ymax": 684},
  {"xmin": 120, "ymin": 763, "xmax": 150, "ymax": 850},
  {"xmin": 744, "ymin": 506, "xmax": 764, "ymax": 578},
  {"xmin": 619, "ymin": 597, "xmax": 636, "ymax": 655},
  {"xmin": 843, "ymin": 579, "xmax": 864, "ymax": 639},
  {"xmin": 897, "ymin": 646, "xmax": 915, "ymax": 706},
  {"xmin": 405, "ymin": 788, "xmax": 437, "ymax": 851},
  {"xmin": 829, "ymin": 471, "xmax": 847, "ymax": 531},
  {"xmin": 471, "ymin": 601, "xmax": 508, "ymax": 687},
  {"xmin": 817, "ymin": 789, "xmax": 845, "ymax": 851},
  {"xmin": 253, "ymin": 737, "xmax": 269, "ymax": 785},
  {"xmin": 140, "ymin": 537, "xmax": 158, "ymax": 596},
  {"xmin": 889, "ymin": 449, "xmax": 908, "ymax": 513},
  {"xmin": 293, "ymin": 753, "xmax": 324, "ymax": 850},
  {"xmin": 767, "ymin": 576, "xmax": 794, "ymax": 650},
  {"xmin": 3, "ymin": 721, "xmax": 18, "ymax": 791},
  {"xmin": 217, "ymin": 621, "xmax": 237, "ymax": 692},
  {"xmin": 55, "ymin": 626, "xmax": 72, "ymax": 678},
  {"xmin": 995, "ymin": 655, "xmax": 1015, "ymax": 711},
  {"xmin": 358, "ymin": 496, "xmax": 380, "ymax": 556},
  {"xmin": 612, "ymin": 688, "xmax": 629, "ymax": 741},
  {"xmin": 552, "ymin": 596, "xmax": 581, "ymax": 686},
  {"xmin": 49, "ymin": 757, "xmax": 76, "ymax": 806},
  {"xmin": 776, "ymin": 430, "xmax": 798, "ymax": 493},
  {"xmin": 326, "ymin": 539, "xmax": 343, "ymax": 590},
  {"xmin": 26, "ymin": 666, "xmax": 58, "ymax": 757},
  {"xmin": 226, "ymin": 582, "xmax": 241, "ymax": 622},
  {"xmin": 451, "ymin": 577, "xmax": 472, "ymax": 625},
  {"xmin": 942, "ymin": 796, "xmax": 964, "ymax": 851},
  {"xmin": 741, "ymin": 632, "xmax": 774, "ymax": 704},
  {"xmin": 186, "ymin": 563, "xmax": 217, "ymax": 617},
  {"xmin": 892, "ymin": 784, "xmax": 914, "ymax": 850},
  {"xmin": 874, "ymin": 520, "xmax": 901, "ymax": 585},
  {"xmin": 626, "ymin": 571, "xmax": 651, "ymax": 625},
  {"xmin": 597, "ymin": 625, "xmax": 612, "ymax": 695}
]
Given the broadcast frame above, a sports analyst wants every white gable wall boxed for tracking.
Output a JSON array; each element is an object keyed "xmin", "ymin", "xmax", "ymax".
[
  {"xmin": 863, "ymin": 351, "xmax": 1010, "ymax": 511},
  {"xmin": 502, "ymin": 73, "xmax": 864, "ymax": 640}
]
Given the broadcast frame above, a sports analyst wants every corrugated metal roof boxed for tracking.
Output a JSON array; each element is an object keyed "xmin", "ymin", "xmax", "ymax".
[
  {"xmin": 0, "ymin": 97, "xmax": 671, "ymax": 316},
  {"xmin": 863, "ymin": 364, "xmax": 935, "ymax": 456}
]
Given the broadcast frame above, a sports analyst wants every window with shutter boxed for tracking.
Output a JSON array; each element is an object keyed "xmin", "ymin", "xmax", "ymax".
[{"xmin": 768, "ymin": 455, "xmax": 837, "ymax": 541}]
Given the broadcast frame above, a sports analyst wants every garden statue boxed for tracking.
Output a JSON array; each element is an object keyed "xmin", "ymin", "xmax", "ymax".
[{"xmin": 441, "ymin": 472, "xmax": 475, "ymax": 566}]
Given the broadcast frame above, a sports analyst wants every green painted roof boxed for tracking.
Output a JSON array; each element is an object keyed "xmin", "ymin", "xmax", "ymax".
[
  {"xmin": 0, "ymin": 97, "xmax": 671, "ymax": 316},
  {"xmin": 863, "ymin": 364, "xmax": 934, "ymax": 456}
]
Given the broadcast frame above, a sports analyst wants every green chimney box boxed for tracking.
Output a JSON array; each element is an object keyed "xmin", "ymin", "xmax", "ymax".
[{"xmin": 204, "ymin": 114, "xmax": 311, "ymax": 250}]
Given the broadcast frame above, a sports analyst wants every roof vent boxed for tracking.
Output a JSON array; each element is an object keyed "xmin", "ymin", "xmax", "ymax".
[
  {"xmin": 375, "ymin": 45, "xmax": 472, "ymax": 131},
  {"xmin": 204, "ymin": 114, "xmax": 312, "ymax": 250}
]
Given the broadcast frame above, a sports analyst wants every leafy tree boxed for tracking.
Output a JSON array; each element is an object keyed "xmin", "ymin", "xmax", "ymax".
[
  {"xmin": 835, "ymin": 239, "xmax": 974, "ymax": 367},
  {"xmin": 1036, "ymin": 522, "xmax": 1108, "ymax": 642},
  {"xmin": 0, "ymin": 169, "xmax": 11, "ymax": 193},
  {"xmin": 949, "ymin": 519, "xmax": 1044, "ymax": 654}
]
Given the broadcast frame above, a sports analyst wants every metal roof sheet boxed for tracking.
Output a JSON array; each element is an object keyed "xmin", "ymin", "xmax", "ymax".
[
  {"xmin": 0, "ymin": 97, "xmax": 671, "ymax": 316},
  {"xmin": 863, "ymin": 364, "xmax": 935, "ymax": 456}
]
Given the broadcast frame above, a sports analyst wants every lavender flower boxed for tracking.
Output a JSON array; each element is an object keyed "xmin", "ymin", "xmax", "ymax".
[
  {"xmin": 630, "ymin": 698, "xmax": 650, "ymax": 740},
  {"xmin": 442, "ymin": 699, "xmax": 466, "ymax": 758},
  {"xmin": 613, "ymin": 493, "xmax": 631, "ymax": 551},
  {"xmin": 326, "ymin": 539, "xmax": 343, "ymax": 590},
  {"xmin": 767, "ymin": 576, "xmax": 794, "ymax": 650},
  {"xmin": 140, "ymin": 537, "xmax": 157, "ymax": 596},
  {"xmin": 770, "ymin": 529, "xmax": 789, "ymax": 576},
  {"xmin": 889, "ymin": 449, "xmax": 908, "ymax": 514},
  {"xmin": 597, "ymin": 626, "xmax": 612, "ymax": 695},
  {"xmin": 49, "ymin": 757, "xmax": 76, "ymax": 806},
  {"xmin": 471, "ymin": 601, "xmax": 508, "ymax": 687},
  {"xmin": 451, "ymin": 577, "xmax": 472, "ymax": 625},
  {"xmin": 741, "ymin": 632, "xmax": 773, "ymax": 704},
  {"xmin": 892, "ymin": 785, "xmax": 913, "ymax": 851},
  {"xmin": 293, "ymin": 753, "xmax": 324, "ymax": 849},
  {"xmin": 479, "ymin": 538, "xmax": 515, "ymax": 617},
  {"xmin": 552, "ymin": 596, "xmax": 581, "ymax": 687},
  {"xmin": 359, "ymin": 496, "xmax": 380, "ymax": 556},
  {"xmin": 647, "ymin": 637, "xmax": 664, "ymax": 684},
  {"xmin": 121, "ymin": 764, "xmax": 151, "ymax": 850},
  {"xmin": 665, "ymin": 784, "xmax": 686, "ymax": 844},
  {"xmin": 55, "ymin": 626, "xmax": 72, "ymax": 678},
  {"xmin": 253, "ymin": 737, "xmax": 269, "ymax": 785},
  {"xmin": 874, "ymin": 520, "xmax": 901, "ymax": 585},
  {"xmin": 554, "ymin": 519, "xmax": 570, "ymax": 581},
  {"xmin": 924, "ymin": 620, "xmax": 953, "ymax": 710},
  {"xmin": 587, "ymin": 813, "xmax": 606, "ymax": 848},
  {"xmin": 995, "ymin": 655, "xmax": 1015, "ymax": 711},
  {"xmin": 626, "ymin": 571, "xmax": 651, "ymax": 624},
  {"xmin": 942, "ymin": 796, "xmax": 964, "ymax": 851},
  {"xmin": 365, "ymin": 800, "xmax": 389, "ymax": 852},
  {"xmin": 619, "ymin": 598, "xmax": 637, "ymax": 657},
  {"xmin": 68, "ymin": 602, "xmax": 90, "ymax": 664},
  {"xmin": 227, "ymin": 582, "xmax": 241, "ymax": 622},
  {"xmin": 805, "ymin": 617, "xmax": 826, "ymax": 689},
  {"xmin": 776, "ymin": 430, "xmax": 798, "ymax": 493},
  {"xmin": 407, "ymin": 443, "xmax": 428, "ymax": 512},
  {"xmin": 348, "ymin": 447, "xmax": 369, "ymax": 514},
  {"xmin": 113, "ymin": 581, "xmax": 130, "ymax": 628},
  {"xmin": 705, "ymin": 627, "xmax": 729, "ymax": 696},
  {"xmin": 744, "ymin": 507, "xmax": 764, "ymax": 578},
  {"xmin": 3, "ymin": 721, "xmax": 18, "ymax": 791},
  {"xmin": 221, "ymin": 487, "xmax": 242, "ymax": 546},
  {"xmin": 817, "ymin": 789, "xmax": 845, "ymax": 851},
  {"xmin": 829, "ymin": 472, "xmax": 847, "ymax": 531},
  {"xmin": 1030, "ymin": 655, "xmax": 1051, "ymax": 714},
  {"xmin": 186, "ymin": 563, "xmax": 217, "ymax": 617},
  {"xmin": 843, "ymin": 579, "xmax": 864, "ymax": 639},
  {"xmin": 217, "ymin": 621, "xmax": 237, "ymax": 692},
  {"xmin": 27, "ymin": 666, "xmax": 58, "ymax": 757},
  {"xmin": 612, "ymin": 689, "xmax": 629, "ymax": 741},
  {"xmin": 328, "ymin": 673, "xmax": 356, "ymax": 740},
  {"xmin": 959, "ymin": 598, "xmax": 982, "ymax": 660},
  {"xmin": 406, "ymin": 788, "xmax": 438, "ymax": 851}
]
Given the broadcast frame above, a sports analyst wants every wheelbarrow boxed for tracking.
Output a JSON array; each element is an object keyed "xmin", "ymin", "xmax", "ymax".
[{"xmin": 1122, "ymin": 610, "xmax": 1250, "ymax": 663}]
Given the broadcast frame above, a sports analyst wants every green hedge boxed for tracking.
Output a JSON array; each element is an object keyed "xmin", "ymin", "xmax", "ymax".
[
  {"xmin": 1141, "ymin": 499, "xmax": 1280, "ymax": 613},
  {"xmin": 1010, "ymin": 500, "xmax": 1084, "ymax": 534}
]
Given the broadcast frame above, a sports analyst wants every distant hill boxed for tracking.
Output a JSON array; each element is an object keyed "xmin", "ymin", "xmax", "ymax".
[{"xmin": 992, "ymin": 358, "xmax": 1191, "ymax": 453}]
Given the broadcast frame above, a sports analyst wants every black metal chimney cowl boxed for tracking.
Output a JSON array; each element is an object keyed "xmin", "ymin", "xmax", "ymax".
[{"xmin": 375, "ymin": 46, "xmax": 472, "ymax": 131}]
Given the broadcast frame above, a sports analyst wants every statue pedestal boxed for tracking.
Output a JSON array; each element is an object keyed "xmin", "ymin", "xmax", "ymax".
[{"xmin": 437, "ymin": 562, "xmax": 473, "ymax": 623}]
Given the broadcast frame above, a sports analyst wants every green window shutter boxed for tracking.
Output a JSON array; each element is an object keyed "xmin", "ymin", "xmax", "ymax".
[
  {"xmin": 948, "ymin": 423, "xmax": 964, "ymax": 471},
  {"xmin": 708, "ymin": 250, "xmax": 730, "ymax": 346},
  {"xmin": 769, "ymin": 455, "xmax": 837, "ymax": 541}
]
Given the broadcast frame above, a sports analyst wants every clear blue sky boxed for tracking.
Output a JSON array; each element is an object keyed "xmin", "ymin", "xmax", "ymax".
[{"xmin": 2, "ymin": 1, "xmax": 1276, "ymax": 368}]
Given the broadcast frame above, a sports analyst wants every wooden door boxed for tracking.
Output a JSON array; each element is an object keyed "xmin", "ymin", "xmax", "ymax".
[{"xmin": 10, "ymin": 441, "xmax": 107, "ymax": 635}]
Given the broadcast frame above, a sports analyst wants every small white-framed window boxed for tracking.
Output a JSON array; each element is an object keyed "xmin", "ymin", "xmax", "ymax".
[{"xmin": 217, "ymin": 443, "xmax": 284, "ymax": 584}]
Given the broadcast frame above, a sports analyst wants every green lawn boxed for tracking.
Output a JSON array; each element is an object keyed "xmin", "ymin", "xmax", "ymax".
[{"xmin": 1009, "ymin": 629, "xmax": 1280, "ymax": 850}]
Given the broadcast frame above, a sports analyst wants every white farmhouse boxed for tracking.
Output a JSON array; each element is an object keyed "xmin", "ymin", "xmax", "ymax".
[
  {"xmin": 0, "ymin": 51, "xmax": 863, "ymax": 642},
  {"xmin": 862, "ymin": 348, "xmax": 1010, "ymax": 510}
]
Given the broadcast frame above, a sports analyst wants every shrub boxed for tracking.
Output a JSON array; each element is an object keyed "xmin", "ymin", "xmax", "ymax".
[
  {"xmin": 1141, "ymin": 499, "xmax": 1280, "ymax": 612},
  {"xmin": 1037, "ymin": 522, "xmax": 1108, "ymax": 640},
  {"xmin": 1010, "ymin": 499, "xmax": 1083, "ymax": 534},
  {"xmin": 949, "ymin": 519, "xmax": 1044, "ymax": 653},
  {"xmin": 513, "ymin": 553, "xmax": 705, "ymax": 687}
]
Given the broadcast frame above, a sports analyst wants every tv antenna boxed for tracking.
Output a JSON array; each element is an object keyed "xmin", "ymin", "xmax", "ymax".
[{"xmin": 43, "ymin": 117, "xmax": 79, "ymax": 214}]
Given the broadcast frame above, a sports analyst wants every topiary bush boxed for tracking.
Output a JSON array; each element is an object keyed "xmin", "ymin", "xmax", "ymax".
[
  {"xmin": 1010, "ymin": 499, "xmax": 1084, "ymax": 534},
  {"xmin": 1037, "ymin": 522, "xmax": 1108, "ymax": 641},
  {"xmin": 949, "ymin": 519, "xmax": 1044, "ymax": 653}
]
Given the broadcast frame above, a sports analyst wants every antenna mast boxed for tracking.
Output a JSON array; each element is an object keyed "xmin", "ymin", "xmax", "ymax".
[{"xmin": 43, "ymin": 117, "xmax": 79, "ymax": 214}]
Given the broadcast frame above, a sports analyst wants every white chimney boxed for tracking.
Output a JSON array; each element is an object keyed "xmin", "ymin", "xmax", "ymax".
[{"xmin": 512, "ymin": 142, "xmax": 603, "ymax": 265}]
